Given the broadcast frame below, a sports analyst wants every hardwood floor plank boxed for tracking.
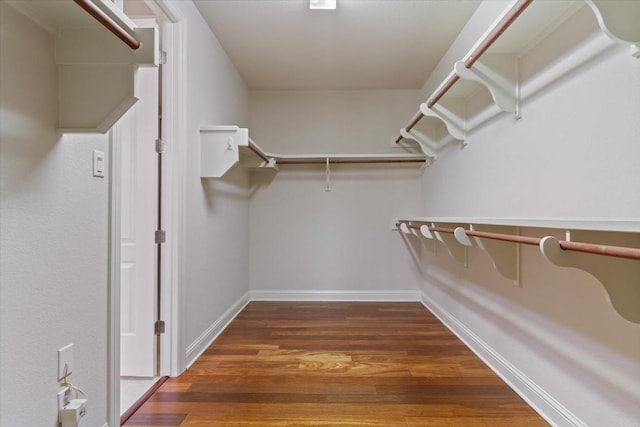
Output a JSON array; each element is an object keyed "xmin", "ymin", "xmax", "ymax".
[
  {"xmin": 124, "ymin": 302, "xmax": 547, "ymax": 426},
  {"xmin": 133, "ymin": 401, "xmax": 543, "ymax": 419},
  {"xmin": 180, "ymin": 415, "xmax": 408, "ymax": 426},
  {"xmin": 124, "ymin": 413, "xmax": 187, "ymax": 426}
]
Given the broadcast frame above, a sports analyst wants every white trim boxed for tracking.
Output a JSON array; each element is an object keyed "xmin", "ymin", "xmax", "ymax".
[
  {"xmin": 419, "ymin": 292, "xmax": 586, "ymax": 427},
  {"xmin": 158, "ymin": 5, "xmax": 187, "ymax": 379},
  {"xmin": 106, "ymin": 5, "xmax": 185, "ymax": 426},
  {"xmin": 106, "ymin": 122, "xmax": 122, "ymax": 427},
  {"xmin": 250, "ymin": 290, "xmax": 421, "ymax": 302},
  {"xmin": 185, "ymin": 292, "xmax": 251, "ymax": 369}
]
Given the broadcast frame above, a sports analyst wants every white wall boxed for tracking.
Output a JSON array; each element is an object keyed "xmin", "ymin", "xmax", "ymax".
[
  {"xmin": 0, "ymin": 3, "xmax": 109, "ymax": 426},
  {"xmin": 416, "ymin": 3, "xmax": 640, "ymax": 425},
  {"xmin": 249, "ymin": 90, "xmax": 424, "ymax": 298},
  {"xmin": 175, "ymin": 0, "xmax": 252, "ymax": 365},
  {"xmin": 250, "ymin": 90, "xmax": 425, "ymax": 154}
]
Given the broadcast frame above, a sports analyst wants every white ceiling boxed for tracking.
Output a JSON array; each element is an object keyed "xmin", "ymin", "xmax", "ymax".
[{"xmin": 193, "ymin": 0, "xmax": 481, "ymax": 90}]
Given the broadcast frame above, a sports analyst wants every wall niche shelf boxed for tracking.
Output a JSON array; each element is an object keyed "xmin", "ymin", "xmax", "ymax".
[
  {"xmin": 396, "ymin": 0, "xmax": 640, "ymax": 160},
  {"xmin": 395, "ymin": 217, "xmax": 640, "ymax": 324},
  {"xmin": 200, "ymin": 126, "xmax": 428, "ymax": 179},
  {"xmin": 7, "ymin": 0, "xmax": 158, "ymax": 133}
]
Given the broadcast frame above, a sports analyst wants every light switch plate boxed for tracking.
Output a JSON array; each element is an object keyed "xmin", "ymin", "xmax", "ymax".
[
  {"xmin": 58, "ymin": 344, "xmax": 74, "ymax": 381},
  {"xmin": 93, "ymin": 150, "xmax": 105, "ymax": 178}
]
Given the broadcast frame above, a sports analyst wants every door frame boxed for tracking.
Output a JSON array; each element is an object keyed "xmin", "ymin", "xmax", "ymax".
[{"xmin": 107, "ymin": 1, "xmax": 185, "ymax": 425}]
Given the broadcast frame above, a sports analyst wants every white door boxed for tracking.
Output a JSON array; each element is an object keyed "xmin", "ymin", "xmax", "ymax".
[{"xmin": 119, "ymin": 66, "xmax": 159, "ymax": 377}]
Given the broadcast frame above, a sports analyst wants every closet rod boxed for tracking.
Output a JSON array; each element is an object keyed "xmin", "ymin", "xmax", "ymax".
[
  {"xmin": 403, "ymin": 224, "xmax": 640, "ymax": 261},
  {"xmin": 248, "ymin": 141, "xmax": 270, "ymax": 163},
  {"xmin": 278, "ymin": 159, "xmax": 426, "ymax": 165},
  {"xmin": 73, "ymin": 0, "xmax": 141, "ymax": 50},
  {"xmin": 427, "ymin": 0, "xmax": 533, "ymax": 109},
  {"xmin": 395, "ymin": 0, "xmax": 533, "ymax": 142}
]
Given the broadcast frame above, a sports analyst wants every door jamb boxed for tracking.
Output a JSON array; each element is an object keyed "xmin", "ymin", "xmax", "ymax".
[{"xmin": 107, "ymin": 2, "xmax": 184, "ymax": 426}]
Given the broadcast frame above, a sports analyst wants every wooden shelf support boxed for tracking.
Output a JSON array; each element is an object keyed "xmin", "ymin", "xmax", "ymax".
[{"xmin": 540, "ymin": 230, "xmax": 640, "ymax": 324}]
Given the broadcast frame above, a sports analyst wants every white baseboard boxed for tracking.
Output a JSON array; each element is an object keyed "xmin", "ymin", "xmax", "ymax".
[
  {"xmin": 250, "ymin": 290, "xmax": 421, "ymax": 302},
  {"xmin": 419, "ymin": 292, "xmax": 585, "ymax": 427},
  {"xmin": 184, "ymin": 291, "xmax": 250, "ymax": 369}
]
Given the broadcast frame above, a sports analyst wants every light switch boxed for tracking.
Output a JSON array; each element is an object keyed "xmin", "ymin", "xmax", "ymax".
[{"xmin": 93, "ymin": 150, "xmax": 105, "ymax": 178}]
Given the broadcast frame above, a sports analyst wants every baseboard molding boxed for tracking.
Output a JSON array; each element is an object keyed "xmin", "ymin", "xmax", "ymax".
[
  {"xmin": 185, "ymin": 291, "xmax": 250, "ymax": 369},
  {"xmin": 420, "ymin": 292, "xmax": 586, "ymax": 427},
  {"xmin": 250, "ymin": 290, "xmax": 422, "ymax": 302}
]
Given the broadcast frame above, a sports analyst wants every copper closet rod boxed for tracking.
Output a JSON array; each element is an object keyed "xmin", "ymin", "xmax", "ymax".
[
  {"xmin": 405, "ymin": 224, "xmax": 640, "ymax": 261},
  {"xmin": 396, "ymin": 0, "xmax": 534, "ymax": 142},
  {"xmin": 278, "ymin": 159, "xmax": 426, "ymax": 165},
  {"xmin": 248, "ymin": 142, "xmax": 270, "ymax": 163},
  {"xmin": 245, "ymin": 142, "xmax": 426, "ymax": 165},
  {"xmin": 74, "ymin": 0, "xmax": 141, "ymax": 50}
]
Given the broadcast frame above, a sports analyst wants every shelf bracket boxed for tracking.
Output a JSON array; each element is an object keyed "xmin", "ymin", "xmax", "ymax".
[
  {"xmin": 586, "ymin": 0, "xmax": 640, "ymax": 57},
  {"xmin": 455, "ymin": 225, "xmax": 521, "ymax": 286},
  {"xmin": 419, "ymin": 102, "xmax": 466, "ymax": 144},
  {"xmin": 55, "ymin": 26, "xmax": 158, "ymax": 132},
  {"xmin": 398, "ymin": 223, "xmax": 438, "ymax": 254},
  {"xmin": 540, "ymin": 230, "xmax": 640, "ymax": 324},
  {"xmin": 432, "ymin": 223, "xmax": 468, "ymax": 266},
  {"xmin": 399, "ymin": 223, "xmax": 436, "ymax": 254},
  {"xmin": 399, "ymin": 128, "xmax": 438, "ymax": 160},
  {"xmin": 454, "ymin": 54, "xmax": 520, "ymax": 119}
]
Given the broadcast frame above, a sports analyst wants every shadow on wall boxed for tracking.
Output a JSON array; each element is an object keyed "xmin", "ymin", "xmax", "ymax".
[
  {"xmin": 398, "ymin": 230, "xmax": 429, "ymax": 275},
  {"xmin": 201, "ymin": 162, "xmax": 252, "ymax": 211}
]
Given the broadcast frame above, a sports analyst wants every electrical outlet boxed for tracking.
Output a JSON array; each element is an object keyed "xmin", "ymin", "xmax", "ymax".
[
  {"xmin": 58, "ymin": 344, "xmax": 74, "ymax": 381},
  {"xmin": 57, "ymin": 387, "xmax": 71, "ymax": 410}
]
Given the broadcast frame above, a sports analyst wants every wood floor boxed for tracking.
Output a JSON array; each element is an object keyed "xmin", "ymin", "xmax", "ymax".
[{"xmin": 124, "ymin": 302, "xmax": 548, "ymax": 426}]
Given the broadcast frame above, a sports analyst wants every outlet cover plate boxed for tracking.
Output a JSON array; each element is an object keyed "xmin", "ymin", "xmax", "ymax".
[{"xmin": 58, "ymin": 344, "xmax": 73, "ymax": 381}]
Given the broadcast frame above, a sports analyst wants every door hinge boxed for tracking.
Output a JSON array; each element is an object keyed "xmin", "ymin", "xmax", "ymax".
[
  {"xmin": 155, "ymin": 138, "xmax": 167, "ymax": 153},
  {"xmin": 159, "ymin": 51, "xmax": 167, "ymax": 65},
  {"xmin": 154, "ymin": 320, "xmax": 166, "ymax": 335},
  {"xmin": 155, "ymin": 230, "xmax": 166, "ymax": 244}
]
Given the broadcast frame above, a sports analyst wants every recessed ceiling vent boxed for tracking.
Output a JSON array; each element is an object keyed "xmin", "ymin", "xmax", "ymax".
[{"xmin": 310, "ymin": 0, "xmax": 336, "ymax": 10}]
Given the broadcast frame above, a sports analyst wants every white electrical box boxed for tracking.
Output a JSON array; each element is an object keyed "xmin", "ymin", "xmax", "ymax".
[{"xmin": 60, "ymin": 398, "xmax": 87, "ymax": 427}]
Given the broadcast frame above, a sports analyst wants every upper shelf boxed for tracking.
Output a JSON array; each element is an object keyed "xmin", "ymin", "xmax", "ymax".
[
  {"xmin": 200, "ymin": 126, "xmax": 428, "ymax": 178},
  {"xmin": 396, "ymin": 216, "xmax": 640, "ymax": 324},
  {"xmin": 7, "ymin": 0, "xmax": 158, "ymax": 133},
  {"xmin": 395, "ymin": 216, "xmax": 640, "ymax": 234},
  {"xmin": 398, "ymin": 0, "xmax": 640, "ymax": 157}
]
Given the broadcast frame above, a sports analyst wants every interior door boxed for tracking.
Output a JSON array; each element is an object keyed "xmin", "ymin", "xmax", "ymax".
[{"xmin": 119, "ymin": 66, "xmax": 159, "ymax": 377}]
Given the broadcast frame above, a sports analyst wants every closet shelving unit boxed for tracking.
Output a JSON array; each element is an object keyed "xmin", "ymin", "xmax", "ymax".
[
  {"xmin": 393, "ymin": 0, "xmax": 640, "ymax": 324},
  {"xmin": 395, "ymin": 217, "xmax": 640, "ymax": 324},
  {"xmin": 7, "ymin": 0, "xmax": 158, "ymax": 133},
  {"xmin": 396, "ymin": 0, "xmax": 640, "ymax": 159},
  {"xmin": 200, "ymin": 126, "xmax": 428, "ymax": 178}
]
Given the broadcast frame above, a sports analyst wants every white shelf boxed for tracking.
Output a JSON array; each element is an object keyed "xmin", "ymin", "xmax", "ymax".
[
  {"xmin": 398, "ymin": 0, "xmax": 639, "ymax": 155},
  {"xmin": 396, "ymin": 217, "xmax": 640, "ymax": 233},
  {"xmin": 396, "ymin": 216, "xmax": 640, "ymax": 324},
  {"xmin": 7, "ymin": 0, "xmax": 158, "ymax": 133},
  {"xmin": 201, "ymin": 126, "xmax": 427, "ymax": 178}
]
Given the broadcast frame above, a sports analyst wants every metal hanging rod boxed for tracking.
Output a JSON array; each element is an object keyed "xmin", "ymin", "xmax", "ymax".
[
  {"xmin": 73, "ymin": 0, "xmax": 141, "ymax": 50},
  {"xmin": 244, "ymin": 138, "xmax": 427, "ymax": 166},
  {"xmin": 396, "ymin": 0, "xmax": 534, "ymax": 143},
  {"xmin": 401, "ymin": 223, "xmax": 640, "ymax": 261},
  {"xmin": 248, "ymin": 141, "xmax": 270, "ymax": 163},
  {"xmin": 278, "ymin": 158, "xmax": 426, "ymax": 165}
]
